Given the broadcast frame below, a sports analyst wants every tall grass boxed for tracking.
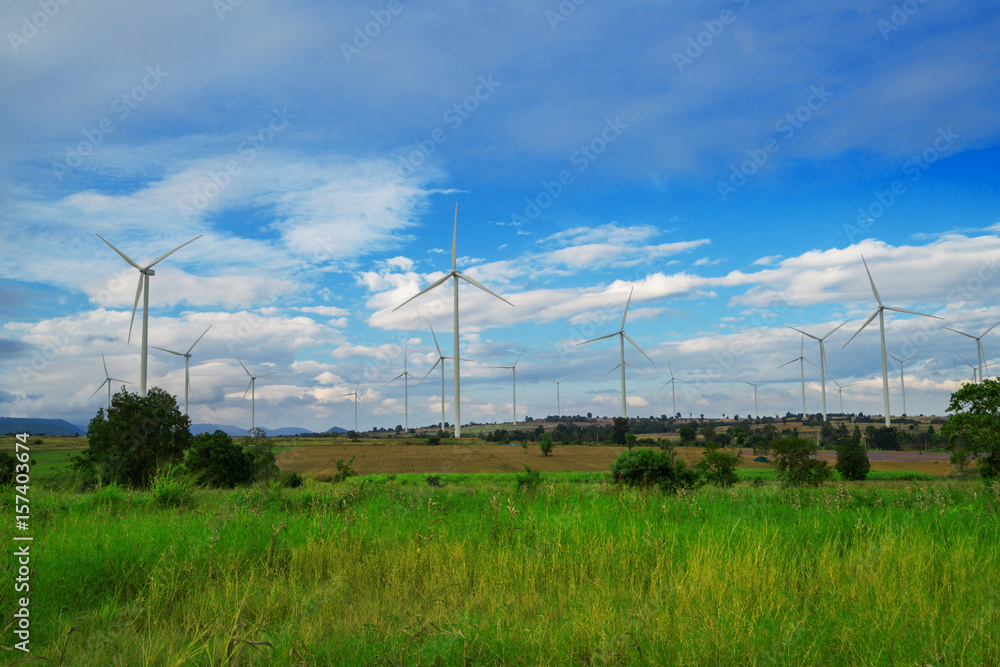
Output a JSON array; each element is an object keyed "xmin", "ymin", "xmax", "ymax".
[{"xmin": 2, "ymin": 477, "xmax": 998, "ymax": 665}]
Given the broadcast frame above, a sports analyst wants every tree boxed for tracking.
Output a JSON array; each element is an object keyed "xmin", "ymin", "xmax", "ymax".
[
  {"xmin": 539, "ymin": 433, "xmax": 554, "ymax": 456},
  {"xmin": 184, "ymin": 430, "xmax": 255, "ymax": 487},
  {"xmin": 610, "ymin": 447, "xmax": 702, "ymax": 493},
  {"xmin": 699, "ymin": 423, "xmax": 716, "ymax": 444},
  {"xmin": 611, "ymin": 417, "xmax": 629, "ymax": 445},
  {"xmin": 834, "ymin": 436, "xmax": 870, "ymax": 481},
  {"xmin": 0, "ymin": 451, "xmax": 15, "ymax": 485},
  {"xmin": 770, "ymin": 436, "xmax": 832, "ymax": 487},
  {"xmin": 732, "ymin": 425, "xmax": 748, "ymax": 450},
  {"xmin": 942, "ymin": 379, "xmax": 1000, "ymax": 480},
  {"xmin": 747, "ymin": 433, "xmax": 768, "ymax": 457},
  {"xmin": 870, "ymin": 426, "xmax": 899, "ymax": 451},
  {"xmin": 696, "ymin": 441, "xmax": 741, "ymax": 487},
  {"xmin": 678, "ymin": 426, "xmax": 697, "ymax": 446},
  {"xmin": 75, "ymin": 387, "xmax": 191, "ymax": 488}
]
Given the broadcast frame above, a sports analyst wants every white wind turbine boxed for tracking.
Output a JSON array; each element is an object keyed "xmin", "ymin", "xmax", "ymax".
[
  {"xmin": 393, "ymin": 204, "xmax": 514, "ymax": 437},
  {"xmin": 493, "ymin": 346, "xmax": 526, "ymax": 425},
  {"xmin": 658, "ymin": 360, "xmax": 688, "ymax": 418},
  {"xmin": 152, "ymin": 326, "xmax": 211, "ymax": 416},
  {"xmin": 778, "ymin": 334, "xmax": 817, "ymax": 419},
  {"xmin": 421, "ymin": 323, "xmax": 454, "ymax": 432},
  {"xmin": 89, "ymin": 351, "xmax": 132, "ymax": 410},
  {"xmin": 96, "ymin": 233, "xmax": 202, "ymax": 397},
  {"xmin": 886, "ymin": 351, "xmax": 921, "ymax": 417},
  {"xmin": 342, "ymin": 379, "xmax": 365, "ymax": 433},
  {"xmin": 843, "ymin": 255, "xmax": 941, "ymax": 427},
  {"xmin": 578, "ymin": 286, "xmax": 653, "ymax": 418},
  {"xmin": 237, "ymin": 357, "xmax": 275, "ymax": 434},
  {"xmin": 956, "ymin": 353, "xmax": 978, "ymax": 384},
  {"xmin": 786, "ymin": 319, "xmax": 850, "ymax": 422},
  {"xmin": 942, "ymin": 319, "xmax": 1000, "ymax": 383},
  {"xmin": 385, "ymin": 347, "xmax": 421, "ymax": 430},
  {"xmin": 544, "ymin": 374, "xmax": 569, "ymax": 418},
  {"xmin": 830, "ymin": 379, "xmax": 860, "ymax": 415},
  {"xmin": 738, "ymin": 372, "xmax": 768, "ymax": 419}
]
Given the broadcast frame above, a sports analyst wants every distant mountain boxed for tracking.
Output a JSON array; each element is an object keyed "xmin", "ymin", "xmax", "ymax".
[
  {"xmin": 0, "ymin": 418, "xmax": 86, "ymax": 436},
  {"xmin": 190, "ymin": 424, "xmax": 323, "ymax": 437},
  {"xmin": 326, "ymin": 426, "xmax": 348, "ymax": 434},
  {"xmin": 267, "ymin": 427, "xmax": 314, "ymax": 436}
]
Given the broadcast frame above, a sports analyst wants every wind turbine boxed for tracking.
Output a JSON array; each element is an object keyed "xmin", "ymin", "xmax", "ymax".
[
  {"xmin": 886, "ymin": 352, "xmax": 921, "ymax": 417},
  {"xmin": 956, "ymin": 353, "xmax": 978, "ymax": 384},
  {"xmin": 421, "ymin": 322, "xmax": 454, "ymax": 432},
  {"xmin": 152, "ymin": 326, "xmax": 211, "ymax": 416},
  {"xmin": 658, "ymin": 360, "xmax": 688, "ymax": 418},
  {"xmin": 578, "ymin": 286, "xmax": 653, "ymax": 418},
  {"xmin": 544, "ymin": 374, "xmax": 568, "ymax": 417},
  {"xmin": 342, "ymin": 379, "xmax": 365, "ymax": 433},
  {"xmin": 942, "ymin": 320, "xmax": 1000, "ymax": 383},
  {"xmin": 393, "ymin": 204, "xmax": 514, "ymax": 437},
  {"xmin": 786, "ymin": 319, "xmax": 849, "ymax": 422},
  {"xmin": 843, "ymin": 255, "xmax": 941, "ymax": 427},
  {"xmin": 385, "ymin": 347, "xmax": 421, "ymax": 430},
  {"xmin": 237, "ymin": 357, "xmax": 275, "ymax": 434},
  {"xmin": 830, "ymin": 379, "xmax": 859, "ymax": 415},
  {"xmin": 738, "ymin": 372, "xmax": 768, "ymax": 419},
  {"xmin": 493, "ymin": 346, "xmax": 526, "ymax": 425},
  {"xmin": 89, "ymin": 351, "xmax": 132, "ymax": 410},
  {"xmin": 96, "ymin": 233, "xmax": 202, "ymax": 397},
  {"xmin": 778, "ymin": 334, "xmax": 818, "ymax": 419}
]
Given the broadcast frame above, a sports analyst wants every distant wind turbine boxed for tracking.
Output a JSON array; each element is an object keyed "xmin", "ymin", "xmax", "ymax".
[
  {"xmin": 421, "ymin": 322, "xmax": 454, "ymax": 432},
  {"xmin": 493, "ymin": 346, "xmax": 526, "ymax": 425},
  {"xmin": 96, "ymin": 233, "xmax": 202, "ymax": 397},
  {"xmin": 831, "ymin": 378, "xmax": 860, "ymax": 415},
  {"xmin": 886, "ymin": 351, "xmax": 921, "ymax": 417},
  {"xmin": 237, "ymin": 357, "xmax": 275, "ymax": 434},
  {"xmin": 843, "ymin": 255, "xmax": 941, "ymax": 427},
  {"xmin": 393, "ymin": 204, "xmax": 514, "ymax": 437},
  {"xmin": 385, "ymin": 347, "xmax": 421, "ymax": 430},
  {"xmin": 786, "ymin": 319, "xmax": 849, "ymax": 422},
  {"xmin": 89, "ymin": 351, "xmax": 132, "ymax": 410},
  {"xmin": 738, "ymin": 372, "xmax": 768, "ymax": 419},
  {"xmin": 942, "ymin": 319, "xmax": 1000, "ymax": 383},
  {"xmin": 956, "ymin": 353, "xmax": 978, "ymax": 384},
  {"xmin": 578, "ymin": 286, "xmax": 653, "ymax": 418},
  {"xmin": 152, "ymin": 326, "xmax": 211, "ymax": 416},
  {"xmin": 544, "ymin": 374, "xmax": 568, "ymax": 417},
  {"xmin": 342, "ymin": 378, "xmax": 365, "ymax": 432},
  {"xmin": 658, "ymin": 360, "xmax": 688, "ymax": 418},
  {"xmin": 778, "ymin": 334, "xmax": 818, "ymax": 419}
]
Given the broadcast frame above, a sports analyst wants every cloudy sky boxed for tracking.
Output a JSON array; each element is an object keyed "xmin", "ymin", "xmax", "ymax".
[{"xmin": 2, "ymin": 1, "xmax": 999, "ymax": 432}]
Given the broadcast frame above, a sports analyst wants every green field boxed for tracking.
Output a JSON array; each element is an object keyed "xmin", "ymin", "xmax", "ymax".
[{"xmin": 2, "ymin": 474, "xmax": 998, "ymax": 665}]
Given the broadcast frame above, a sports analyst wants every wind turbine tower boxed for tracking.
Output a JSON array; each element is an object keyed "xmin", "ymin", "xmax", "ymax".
[
  {"xmin": 886, "ymin": 352, "xmax": 921, "ymax": 417},
  {"xmin": 385, "ymin": 347, "xmax": 421, "ymax": 430},
  {"xmin": 393, "ymin": 204, "xmax": 514, "ymax": 437},
  {"xmin": 843, "ymin": 255, "xmax": 940, "ymax": 427},
  {"xmin": 738, "ymin": 372, "xmax": 768, "ymax": 419},
  {"xmin": 89, "ymin": 351, "xmax": 132, "ymax": 410},
  {"xmin": 778, "ymin": 334, "xmax": 817, "ymax": 419},
  {"xmin": 544, "ymin": 375, "xmax": 568, "ymax": 417},
  {"xmin": 658, "ymin": 360, "xmax": 688, "ymax": 418},
  {"xmin": 342, "ymin": 379, "xmax": 365, "ymax": 433},
  {"xmin": 786, "ymin": 320, "xmax": 849, "ymax": 422},
  {"xmin": 237, "ymin": 357, "xmax": 275, "ymax": 433},
  {"xmin": 97, "ymin": 233, "xmax": 202, "ymax": 397},
  {"xmin": 153, "ymin": 326, "xmax": 211, "ymax": 416},
  {"xmin": 942, "ymin": 320, "xmax": 1000, "ymax": 384},
  {"xmin": 493, "ymin": 346, "xmax": 526, "ymax": 425}
]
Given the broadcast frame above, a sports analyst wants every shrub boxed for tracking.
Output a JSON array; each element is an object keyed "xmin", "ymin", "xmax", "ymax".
[
  {"xmin": 539, "ymin": 433, "xmax": 554, "ymax": 456},
  {"xmin": 278, "ymin": 471, "xmax": 304, "ymax": 488},
  {"xmin": 610, "ymin": 448, "xmax": 702, "ymax": 493},
  {"xmin": 771, "ymin": 436, "xmax": 832, "ymax": 487},
  {"xmin": 426, "ymin": 475, "xmax": 442, "ymax": 487},
  {"xmin": 332, "ymin": 456, "xmax": 357, "ymax": 483},
  {"xmin": 696, "ymin": 445, "xmax": 741, "ymax": 487},
  {"xmin": 151, "ymin": 466, "xmax": 194, "ymax": 509},
  {"xmin": 678, "ymin": 426, "xmax": 697, "ymax": 446},
  {"xmin": 835, "ymin": 437, "xmax": 870, "ymax": 481},
  {"xmin": 184, "ymin": 430, "xmax": 255, "ymax": 488},
  {"xmin": 516, "ymin": 465, "xmax": 542, "ymax": 492},
  {"xmin": 0, "ymin": 452, "xmax": 14, "ymax": 486}
]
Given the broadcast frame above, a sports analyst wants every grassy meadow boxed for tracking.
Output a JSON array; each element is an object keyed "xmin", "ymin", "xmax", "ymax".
[{"xmin": 3, "ymin": 470, "xmax": 999, "ymax": 665}]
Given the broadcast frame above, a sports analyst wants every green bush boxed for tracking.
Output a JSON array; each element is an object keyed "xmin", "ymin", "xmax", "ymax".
[
  {"xmin": 696, "ymin": 445, "xmax": 741, "ymax": 487},
  {"xmin": 835, "ymin": 437, "xmax": 870, "ymax": 481},
  {"xmin": 516, "ymin": 465, "xmax": 542, "ymax": 492},
  {"xmin": 610, "ymin": 448, "xmax": 702, "ymax": 493},
  {"xmin": 539, "ymin": 433, "xmax": 554, "ymax": 456},
  {"xmin": 332, "ymin": 456, "xmax": 357, "ymax": 483},
  {"xmin": 151, "ymin": 466, "xmax": 194, "ymax": 509},
  {"xmin": 278, "ymin": 471, "xmax": 304, "ymax": 488},
  {"xmin": 0, "ymin": 452, "xmax": 15, "ymax": 485},
  {"xmin": 771, "ymin": 436, "xmax": 832, "ymax": 487},
  {"xmin": 184, "ymin": 430, "xmax": 255, "ymax": 488}
]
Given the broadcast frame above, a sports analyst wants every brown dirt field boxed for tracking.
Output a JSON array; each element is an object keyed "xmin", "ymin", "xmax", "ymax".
[{"xmin": 276, "ymin": 444, "xmax": 955, "ymax": 477}]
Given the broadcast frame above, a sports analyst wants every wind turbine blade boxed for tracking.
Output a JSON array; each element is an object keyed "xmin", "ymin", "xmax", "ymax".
[
  {"xmin": 902, "ymin": 351, "xmax": 922, "ymax": 363},
  {"xmin": 514, "ymin": 345, "xmax": 526, "ymax": 366},
  {"xmin": 804, "ymin": 358, "xmax": 819, "ymax": 369},
  {"xmin": 152, "ymin": 346, "xmax": 184, "ymax": 356},
  {"xmin": 982, "ymin": 320, "xmax": 1000, "ymax": 337},
  {"xmin": 455, "ymin": 272, "xmax": 514, "ymax": 307},
  {"xmin": 861, "ymin": 255, "xmax": 882, "ymax": 306},
  {"xmin": 256, "ymin": 372, "xmax": 277, "ymax": 379},
  {"xmin": 236, "ymin": 357, "xmax": 251, "ymax": 377},
  {"xmin": 624, "ymin": 362, "xmax": 648, "ymax": 372},
  {"xmin": 843, "ymin": 310, "xmax": 880, "ymax": 348},
  {"xmin": 738, "ymin": 380, "xmax": 753, "ymax": 386},
  {"xmin": 557, "ymin": 375, "xmax": 568, "ymax": 382},
  {"xmin": 101, "ymin": 351, "xmax": 109, "ymax": 376},
  {"xmin": 146, "ymin": 235, "xmax": 203, "ymax": 269},
  {"xmin": 393, "ymin": 274, "xmax": 452, "ymax": 311},
  {"xmin": 96, "ymin": 234, "xmax": 141, "ymax": 270},
  {"xmin": 89, "ymin": 379, "xmax": 110, "ymax": 401},
  {"xmin": 942, "ymin": 326, "xmax": 975, "ymax": 340},
  {"xmin": 777, "ymin": 359, "xmax": 798, "ymax": 369},
  {"xmin": 427, "ymin": 321, "xmax": 444, "ymax": 356},
  {"xmin": 660, "ymin": 379, "xmax": 674, "ymax": 390},
  {"xmin": 785, "ymin": 324, "xmax": 819, "ymax": 341},
  {"xmin": 451, "ymin": 203, "xmax": 458, "ymax": 272},
  {"xmin": 127, "ymin": 274, "xmax": 143, "ymax": 344},
  {"xmin": 385, "ymin": 373, "xmax": 406, "ymax": 385},
  {"xmin": 620, "ymin": 286, "xmax": 635, "ymax": 331},
  {"xmin": 956, "ymin": 353, "xmax": 975, "ymax": 368},
  {"xmin": 883, "ymin": 306, "xmax": 941, "ymax": 319},
  {"xmin": 187, "ymin": 325, "xmax": 212, "ymax": 354},
  {"xmin": 887, "ymin": 352, "xmax": 901, "ymax": 363},
  {"xmin": 357, "ymin": 395, "xmax": 366, "ymax": 408},
  {"xmin": 667, "ymin": 359, "xmax": 674, "ymax": 377},
  {"xmin": 108, "ymin": 377, "xmax": 131, "ymax": 384},
  {"xmin": 758, "ymin": 371, "xmax": 769, "ymax": 384},
  {"xmin": 514, "ymin": 368, "xmax": 525, "ymax": 389},
  {"xmin": 578, "ymin": 331, "xmax": 620, "ymax": 346},
  {"xmin": 601, "ymin": 364, "xmax": 622, "ymax": 380},
  {"xmin": 242, "ymin": 380, "xmax": 253, "ymax": 401},
  {"xmin": 821, "ymin": 319, "xmax": 851, "ymax": 340},
  {"xmin": 622, "ymin": 332, "xmax": 654, "ymax": 364}
]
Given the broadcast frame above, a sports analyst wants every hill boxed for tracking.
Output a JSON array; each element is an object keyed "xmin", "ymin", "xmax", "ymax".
[{"xmin": 0, "ymin": 417, "xmax": 87, "ymax": 436}]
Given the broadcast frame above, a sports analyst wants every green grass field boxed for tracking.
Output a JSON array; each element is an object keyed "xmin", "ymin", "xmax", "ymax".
[{"xmin": 3, "ymin": 474, "xmax": 998, "ymax": 665}]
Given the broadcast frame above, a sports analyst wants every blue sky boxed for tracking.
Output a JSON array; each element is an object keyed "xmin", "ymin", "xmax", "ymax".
[{"xmin": 2, "ymin": 0, "xmax": 999, "ymax": 432}]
